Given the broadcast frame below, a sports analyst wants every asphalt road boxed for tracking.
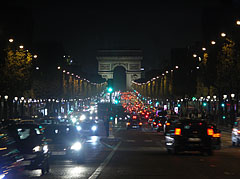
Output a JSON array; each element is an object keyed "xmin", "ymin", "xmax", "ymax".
[{"xmin": 21, "ymin": 121, "xmax": 240, "ymax": 179}]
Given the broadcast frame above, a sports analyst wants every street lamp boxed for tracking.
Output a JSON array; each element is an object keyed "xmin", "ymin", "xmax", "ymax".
[
  {"xmin": 57, "ymin": 66, "xmax": 61, "ymax": 70},
  {"xmin": 236, "ymin": 20, "xmax": 240, "ymax": 26},
  {"xmin": 211, "ymin": 41, "xmax": 216, "ymax": 45},
  {"xmin": 223, "ymin": 94, "xmax": 227, "ymax": 99},
  {"xmin": 4, "ymin": 95, "xmax": 8, "ymax": 100},
  {"xmin": 231, "ymin": 93, "xmax": 235, "ymax": 98},
  {"xmin": 33, "ymin": 55, "xmax": 38, "ymax": 59},
  {"xmin": 9, "ymin": 39, "xmax": 14, "ymax": 43},
  {"xmin": 19, "ymin": 45, "xmax": 24, "ymax": 49},
  {"xmin": 202, "ymin": 47, "xmax": 206, "ymax": 51},
  {"xmin": 175, "ymin": 66, "xmax": 179, "ymax": 69},
  {"xmin": 221, "ymin": 32, "xmax": 226, "ymax": 37},
  {"xmin": 193, "ymin": 54, "xmax": 197, "ymax": 58}
]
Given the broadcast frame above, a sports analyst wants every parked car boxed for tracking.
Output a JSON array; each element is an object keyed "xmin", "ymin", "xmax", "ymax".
[
  {"xmin": 165, "ymin": 118, "xmax": 221, "ymax": 155},
  {"xmin": 6, "ymin": 123, "xmax": 50, "ymax": 175}
]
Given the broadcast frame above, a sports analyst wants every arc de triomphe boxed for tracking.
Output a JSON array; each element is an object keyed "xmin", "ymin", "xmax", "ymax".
[{"xmin": 97, "ymin": 50, "xmax": 142, "ymax": 90}]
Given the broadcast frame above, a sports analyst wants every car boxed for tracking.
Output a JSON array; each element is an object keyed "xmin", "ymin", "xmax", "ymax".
[
  {"xmin": 126, "ymin": 115, "xmax": 142, "ymax": 130},
  {"xmin": 165, "ymin": 118, "xmax": 220, "ymax": 155},
  {"xmin": 43, "ymin": 124, "xmax": 86, "ymax": 163},
  {"xmin": 76, "ymin": 119, "xmax": 99, "ymax": 136},
  {"xmin": 0, "ymin": 127, "xmax": 24, "ymax": 179},
  {"xmin": 163, "ymin": 115, "xmax": 180, "ymax": 134},
  {"xmin": 156, "ymin": 116, "xmax": 168, "ymax": 132},
  {"xmin": 6, "ymin": 123, "xmax": 50, "ymax": 175},
  {"xmin": 232, "ymin": 117, "xmax": 240, "ymax": 146}
]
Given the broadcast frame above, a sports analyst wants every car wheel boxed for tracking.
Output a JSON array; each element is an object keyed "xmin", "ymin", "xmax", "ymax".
[{"xmin": 232, "ymin": 141, "xmax": 236, "ymax": 146}]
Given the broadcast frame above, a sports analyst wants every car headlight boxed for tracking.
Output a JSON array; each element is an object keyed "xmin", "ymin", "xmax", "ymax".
[
  {"xmin": 71, "ymin": 117, "xmax": 77, "ymax": 123},
  {"xmin": 90, "ymin": 116, "xmax": 93, "ymax": 120},
  {"xmin": 43, "ymin": 145, "xmax": 48, "ymax": 153},
  {"xmin": 71, "ymin": 142, "xmax": 82, "ymax": 150},
  {"xmin": 0, "ymin": 174, "xmax": 5, "ymax": 179},
  {"xmin": 91, "ymin": 126, "xmax": 97, "ymax": 131},
  {"xmin": 33, "ymin": 146, "xmax": 41, "ymax": 152},
  {"xmin": 95, "ymin": 116, "xmax": 98, "ymax": 119},
  {"xmin": 80, "ymin": 115, "xmax": 86, "ymax": 121},
  {"xmin": 76, "ymin": 126, "xmax": 82, "ymax": 131}
]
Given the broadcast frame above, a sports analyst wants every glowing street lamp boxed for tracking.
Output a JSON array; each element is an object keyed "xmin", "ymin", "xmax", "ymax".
[
  {"xmin": 193, "ymin": 54, "xmax": 197, "ymax": 58},
  {"xmin": 175, "ymin": 66, "xmax": 179, "ymax": 69},
  {"xmin": 236, "ymin": 20, "xmax": 240, "ymax": 25},
  {"xmin": 223, "ymin": 94, "xmax": 227, "ymax": 99},
  {"xmin": 9, "ymin": 39, "xmax": 14, "ymax": 43},
  {"xmin": 202, "ymin": 47, "xmax": 206, "ymax": 51},
  {"xmin": 4, "ymin": 95, "xmax": 8, "ymax": 100},
  {"xmin": 211, "ymin": 41, "xmax": 216, "ymax": 45},
  {"xmin": 19, "ymin": 45, "xmax": 24, "ymax": 49},
  {"xmin": 231, "ymin": 93, "xmax": 235, "ymax": 98},
  {"xmin": 33, "ymin": 55, "xmax": 38, "ymax": 59},
  {"xmin": 57, "ymin": 66, "xmax": 61, "ymax": 70},
  {"xmin": 221, "ymin": 32, "xmax": 226, "ymax": 37}
]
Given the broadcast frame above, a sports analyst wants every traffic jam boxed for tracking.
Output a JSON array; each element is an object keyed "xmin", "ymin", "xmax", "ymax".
[
  {"xmin": 0, "ymin": 91, "xmax": 239, "ymax": 178},
  {"xmin": 0, "ymin": 100, "xmax": 101, "ymax": 178},
  {"xmin": 122, "ymin": 91, "xmax": 223, "ymax": 155}
]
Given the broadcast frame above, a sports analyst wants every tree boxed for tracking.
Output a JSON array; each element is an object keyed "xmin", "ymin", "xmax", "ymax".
[{"xmin": 0, "ymin": 46, "xmax": 33, "ymax": 96}]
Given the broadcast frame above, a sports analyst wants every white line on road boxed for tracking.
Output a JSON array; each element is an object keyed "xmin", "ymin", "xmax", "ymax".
[{"xmin": 88, "ymin": 141, "xmax": 122, "ymax": 179}]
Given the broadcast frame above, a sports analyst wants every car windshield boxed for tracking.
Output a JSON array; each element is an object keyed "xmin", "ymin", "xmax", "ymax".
[
  {"xmin": 16, "ymin": 125, "xmax": 41, "ymax": 140},
  {"xmin": 44, "ymin": 125, "xmax": 78, "ymax": 139}
]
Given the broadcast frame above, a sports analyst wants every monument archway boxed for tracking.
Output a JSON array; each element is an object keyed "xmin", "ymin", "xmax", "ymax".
[{"xmin": 97, "ymin": 50, "xmax": 142, "ymax": 90}]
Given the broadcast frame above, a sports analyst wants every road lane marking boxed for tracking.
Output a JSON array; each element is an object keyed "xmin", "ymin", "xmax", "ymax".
[{"xmin": 88, "ymin": 141, "xmax": 121, "ymax": 179}]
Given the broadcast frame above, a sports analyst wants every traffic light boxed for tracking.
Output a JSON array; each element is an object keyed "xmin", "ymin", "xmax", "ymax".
[
  {"xmin": 177, "ymin": 104, "xmax": 181, "ymax": 107},
  {"xmin": 107, "ymin": 87, "xmax": 113, "ymax": 93},
  {"xmin": 221, "ymin": 103, "xmax": 225, "ymax": 107},
  {"xmin": 110, "ymin": 116, "xmax": 114, "ymax": 120},
  {"xmin": 107, "ymin": 79, "xmax": 113, "ymax": 93},
  {"xmin": 203, "ymin": 102, "xmax": 207, "ymax": 106}
]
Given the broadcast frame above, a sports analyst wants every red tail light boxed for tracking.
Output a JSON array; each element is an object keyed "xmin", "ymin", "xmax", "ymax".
[
  {"xmin": 175, "ymin": 128, "xmax": 181, "ymax": 135},
  {"xmin": 207, "ymin": 129, "xmax": 214, "ymax": 136},
  {"xmin": 166, "ymin": 123, "xmax": 170, "ymax": 126},
  {"xmin": 153, "ymin": 122, "xmax": 156, "ymax": 125},
  {"xmin": 213, "ymin": 133, "xmax": 221, "ymax": 138},
  {"xmin": 133, "ymin": 116, "xmax": 137, "ymax": 119},
  {"xmin": 139, "ymin": 122, "xmax": 143, "ymax": 126},
  {"xmin": 145, "ymin": 115, "xmax": 149, "ymax": 118},
  {"xmin": 158, "ymin": 123, "xmax": 162, "ymax": 126}
]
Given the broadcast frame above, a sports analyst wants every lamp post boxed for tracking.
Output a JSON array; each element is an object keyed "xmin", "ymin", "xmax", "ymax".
[
  {"xmin": 4, "ymin": 95, "xmax": 8, "ymax": 120},
  {"xmin": 231, "ymin": 93, "xmax": 236, "ymax": 127}
]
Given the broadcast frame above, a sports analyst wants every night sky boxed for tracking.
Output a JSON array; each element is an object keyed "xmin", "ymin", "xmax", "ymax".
[
  {"xmin": 31, "ymin": 1, "xmax": 203, "ymax": 73},
  {"xmin": 3, "ymin": 0, "xmax": 239, "ymax": 77}
]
